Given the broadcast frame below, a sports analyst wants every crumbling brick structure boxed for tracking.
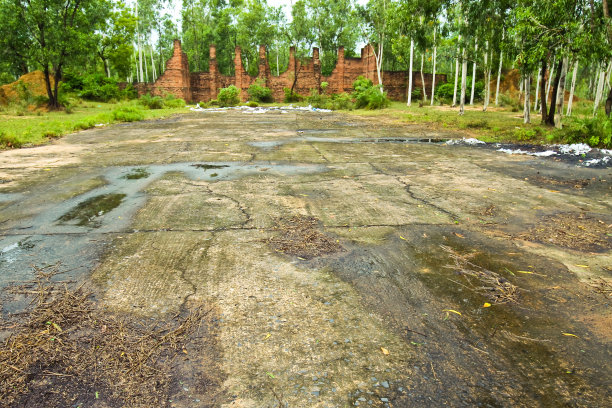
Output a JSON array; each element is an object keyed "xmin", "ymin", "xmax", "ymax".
[{"xmin": 138, "ymin": 40, "xmax": 446, "ymax": 103}]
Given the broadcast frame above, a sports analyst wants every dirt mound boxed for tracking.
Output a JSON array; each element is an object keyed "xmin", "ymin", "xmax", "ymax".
[
  {"xmin": 491, "ymin": 68, "xmax": 578, "ymax": 103},
  {"xmin": 0, "ymin": 71, "xmax": 53, "ymax": 105},
  {"xmin": 268, "ymin": 215, "xmax": 343, "ymax": 259}
]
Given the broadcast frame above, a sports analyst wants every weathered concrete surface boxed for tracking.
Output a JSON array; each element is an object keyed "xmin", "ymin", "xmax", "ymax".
[{"xmin": 1, "ymin": 111, "xmax": 611, "ymax": 407}]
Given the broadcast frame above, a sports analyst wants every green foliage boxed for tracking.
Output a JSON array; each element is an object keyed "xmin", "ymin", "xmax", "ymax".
[
  {"xmin": 284, "ymin": 87, "xmax": 302, "ymax": 103},
  {"xmin": 139, "ymin": 94, "xmax": 165, "ymax": 109},
  {"xmin": 217, "ymin": 85, "xmax": 241, "ymax": 107},
  {"xmin": 79, "ymin": 74, "xmax": 123, "ymax": 102},
  {"xmin": 247, "ymin": 101, "xmax": 259, "ymax": 107},
  {"xmin": 435, "ymin": 83, "xmax": 455, "ymax": 100},
  {"xmin": 564, "ymin": 114, "xmax": 612, "ymax": 148},
  {"xmin": 247, "ymin": 80, "xmax": 273, "ymax": 102},
  {"xmin": 307, "ymin": 88, "xmax": 354, "ymax": 110},
  {"xmin": 0, "ymin": 72, "xmax": 15, "ymax": 85},
  {"xmin": 411, "ymin": 87, "xmax": 422, "ymax": 101},
  {"xmin": 163, "ymin": 94, "xmax": 186, "ymax": 108},
  {"xmin": 352, "ymin": 76, "xmax": 389, "ymax": 110},
  {"xmin": 112, "ymin": 105, "xmax": 145, "ymax": 122}
]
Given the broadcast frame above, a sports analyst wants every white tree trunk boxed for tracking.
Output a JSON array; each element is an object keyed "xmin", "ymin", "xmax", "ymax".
[
  {"xmin": 594, "ymin": 65, "xmax": 606, "ymax": 116},
  {"xmin": 420, "ymin": 53, "xmax": 427, "ymax": 101},
  {"xmin": 524, "ymin": 74, "xmax": 531, "ymax": 124},
  {"xmin": 495, "ymin": 30, "xmax": 504, "ymax": 105},
  {"xmin": 566, "ymin": 61, "xmax": 578, "ymax": 116},
  {"xmin": 431, "ymin": 28, "xmax": 437, "ymax": 106},
  {"xmin": 453, "ymin": 36, "xmax": 460, "ymax": 107},
  {"xmin": 470, "ymin": 39, "xmax": 478, "ymax": 105},
  {"xmin": 375, "ymin": 39, "xmax": 384, "ymax": 93},
  {"xmin": 150, "ymin": 46, "xmax": 157, "ymax": 82},
  {"xmin": 407, "ymin": 38, "xmax": 414, "ymax": 106},
  {"xmin": 534, "ymin": 68, "xmax": 541, "ymax": 111},
  {"xmin": 545, "ymin": 58, "xmax": 555, "ymax": 108},
  {"xmin": 460, "ymin": 48, "xmax": 467, "ymax": 115},
  {"xmin": 144, "ymin": 47, "xmax": 149, "ymax": 83},
  {"xmin": 484, "ymin": 46, "xmax": 491, "ymax": 111},
  {"xmin": 554, "ymin": 57, "xmax": 568, "ymax": 129},
  {"xmin": 136, "ymin": 3, "xmax": 144, "ymax": 84}
]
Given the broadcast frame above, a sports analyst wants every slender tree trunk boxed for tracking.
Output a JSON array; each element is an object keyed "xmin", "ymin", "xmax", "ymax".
[
  {"xmin": 470, "ymin": 39, "xmax": 477, "ymax": 105},
  {"xmin": 375, "ymin": 37, "xmax": 384, "ymax": 93},
  {"xmin": 518, "ymin": 73, "xmax": 524, "ymax": 105},
  {"xmin": 459, "ymin": 48, "xmax": 467, "ymax": 115},
  {"xmin": 547, "ymin": 59, "xmax": 563, "ymax": 125},
  {"xmin": 144, "ymin": 49, "xmax": 149, "ymax": 83},
  {"xmin": 420, "ymin": 53, "xmax": 427, "ymax": 101},
  {"xmin": 495, "ymin": 29, "xmax": 504, "ymax": 105},
  {"xmin": 566, "ymin": 60, "xmax": 578, "ymax": 116},
  {"xmin": 534, "ymin": 67, "xmax": 541, "ymax": 111},
  {"xmin": 407, "ymin": 38, "xmax": 414, "ymax": 106},
  {"xmin": 594, "ymin": 65, "xmax": 605, "ymax": 116},
  {"xmin": 554, "ymin": 57, "xmax": 568, "ymax": 128},
  {"xmin": 431, "ymin": 28, "xmax": 437, "ymax": 106},
  {"xmin": 545, "ymin": 57, "xmax": 555, "ymax": 108},
  {"xmin": 150, "ymin": 47, "xmax": 157, "ymax": 82},
  {"xmin": 43, "ymin": 65, "xmax": 59, "ymax": 110},
  {"xmin": 540, "ymin": 59, "xmax": 548, "ymax": 123},
  {"xmin": 484, "ymin": 47, "xmax": 491, "ymax": 111},
  {"xmin": 453, "ymin": 38, "xmax": 460, "ymax": 107},
  {"xmin": 524, "ymin": 74, "xmax": 531, "ymax": 124},
  {"xmin": 136, "ymin": 3, "xmax": 144, "ymax": 83}
]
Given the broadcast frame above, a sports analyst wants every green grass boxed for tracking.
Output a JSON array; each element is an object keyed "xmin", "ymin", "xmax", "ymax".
[
  {"xmin": 0, "ymin": 100, "xmax": 187, "ymax": 148},
  {"xmin": 345, "ymin": 100, "xmax": 610, "ymax": 148}
]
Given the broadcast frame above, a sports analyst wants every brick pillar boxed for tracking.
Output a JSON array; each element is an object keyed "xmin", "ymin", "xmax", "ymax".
[
  {"xmin": 234, "ymin": 46, "xmax": 245, "ymax": 99},
  {"xmin": 209, "ymin": 45, "xmax": 218, "ymax": 99},
  {"xmin": 288, "ymin": 46, "xmax": 296, "ymax": 90},
  {"xmin": 258, "ymin": 45, "xmax": 267, "ymax": 82},
  {"xmin": 313, "ymin": 47, "xmax": 321, "ymax": 88},
  {"xmin": 337, "ymin": 46, "xmax": 345, "ymax": 93}
]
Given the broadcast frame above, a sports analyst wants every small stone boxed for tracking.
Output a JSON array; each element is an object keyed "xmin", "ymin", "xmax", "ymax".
[
  {"xmin": 358, "ymin": 397, "xmax": 366, "ymax": 401},
  {"xmin": 345, "ymin": 338, "xmax": 351, "ymax": 343},
  {"xmin": 371, "ymin": 377, "xmax": 377, "ymax": 382},
  {"xmin": 381, "ymin": 398, "xmax": 389, "ymax": 402},
  {"xmin": 381, "ymin": 381, "xmax": 389, "ymax": 388}
]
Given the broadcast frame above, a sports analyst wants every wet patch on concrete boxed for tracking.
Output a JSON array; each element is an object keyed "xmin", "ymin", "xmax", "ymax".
[
  {"xmin": 191, "ymin": 163, "xmax": 230, "ymax": 170},
  {"xmin": 122, "ymin": 167, "xmax": 150, "ymax": 180},
  {"xmin": 57, "ymin": 193, "xmax": 126, "ymax": 227}
]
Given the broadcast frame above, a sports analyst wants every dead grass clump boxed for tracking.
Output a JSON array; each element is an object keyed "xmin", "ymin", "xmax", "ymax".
[
  {"xmin": 587, "ymin": 277, "xmax": 612, "ymax": 298},
  {"xmin": 268, "ymin": 215, "xmax": 343, "ymax": 259},
  {"xmin": 441, "ymin": 245, "xmax": 520, "ymax": 304},
  {"xmin": 517, "ymin": 212, "xmax": 611, "ymax": 252},
  {"xmin": 0, "ymin": 264, "xmax": 211, "ymax": 407},
  {"xmin": 527, "ymin": 175, "xmax": 590, "ymax": 189}
]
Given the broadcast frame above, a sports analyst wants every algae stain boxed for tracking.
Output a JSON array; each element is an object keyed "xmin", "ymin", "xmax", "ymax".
[
  {"xmin": 122, "ymin": 168, "xmax": 150, "ymax": 180},
  {"xmin": 191, "ymin": 164, "xmax": 229, "ymax": 170},
  {"xmin": 57, "ymin": 194, "xmax": 126, "ymax": 227}
]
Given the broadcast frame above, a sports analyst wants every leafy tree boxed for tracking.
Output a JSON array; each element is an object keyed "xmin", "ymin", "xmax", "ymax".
[
  {"xmin": 96, "ymin": 2, "xmax": 137, "ymax": 79},
  {"xmin": 7, "ymin": 0, "xmax": 109, "ymax": 108}
]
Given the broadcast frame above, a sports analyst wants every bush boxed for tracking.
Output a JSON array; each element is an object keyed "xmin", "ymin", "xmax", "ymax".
[
  {"xmin": 352, "ymin": 76, "xmax": 389, "ymax": 110},
  {"xmin": 247, "ymin": 101, "xmax": 259, "ymax": 107},
  {"xmin": 79, "ymin": 74, "xmax": 123, "ymax": 102},
  {"xmin": 217, "ymin": 85, "xmax": 240, "ymax": 107},
  {"xmin": 112, "ymin": 105, "xmax": 145, "ymax": 122},
  {"xmin": 163, "ymin": 94, "xmax": 186, "ymax": 108},
  {"xmin": 435, "ymin": 82, "xmax": 455, "ymax": 99},
  {"xmin": 564, "ymin": 114, "xmax": 612, "ymax": 148},
  {"xmin": 411, "ymin": 87, "xmax": 422, "ymax": 101},
  {"xmin": 139, "ymin": 94, "xmax": 164, "ymax": 109},
  {"xmin": 247, "ymin": 80, "xmax": 273, "ymax": 103},
  {"xmin": 307, "ymin": 89, "xmax": 328, "ymax": 109},
  {"xmin": 284, "ymin": 87, "xmax": 302, "ymax": 102}
]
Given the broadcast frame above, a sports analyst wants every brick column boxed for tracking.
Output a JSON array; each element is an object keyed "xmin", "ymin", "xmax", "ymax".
[
  {"xmin": 209, "ymin": 45, "xmax": 218, "ymax": 99},
  {"xmin": 313, "ymin": 47, "xmax": 321, "ymax": 88},
  {"xmin": 234, "ymin": 46, "xmax": 243, "ymax": 98},
  {"xmin": 337, "ymin": 46, "xmax": 345, "ymax": 93}
]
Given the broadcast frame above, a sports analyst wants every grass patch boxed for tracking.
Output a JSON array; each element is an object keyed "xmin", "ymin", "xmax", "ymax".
[{"xmin": 0, "ymin": 101, "xmax": 186, "ymax": 149}]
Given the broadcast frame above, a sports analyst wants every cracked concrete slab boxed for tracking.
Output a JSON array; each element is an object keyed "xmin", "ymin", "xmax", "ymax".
[{"xmin": 1, "ymin": 111, "xmax": 611, "ymax": 407}]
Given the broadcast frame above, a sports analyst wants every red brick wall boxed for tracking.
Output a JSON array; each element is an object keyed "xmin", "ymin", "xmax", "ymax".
[{"xmin": 141, "ymin": 40, "xmax": 447, "ymax": 103}]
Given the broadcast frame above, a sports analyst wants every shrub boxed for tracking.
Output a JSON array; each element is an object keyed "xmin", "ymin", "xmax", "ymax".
[
  {"xmin": 217, "ymin": 85, "xmax": 240, "ymax": 107},
  {"xmin": 564, "ymin": 114, "xmax": 612, "ymax": 148},
  {"xmin": 0, "ymin": 131, "xmax": 23, "ymax": 148},
  {"xmin": 79, "ymin": 74, "xmax": 123, "ymax": 102},
  {"xmin": 352, "ymin": 76, "xmax": 389, "ymax": 110},
  {"xmin": 435, "ymin": 82, "xmax": 455, "ymax": 99},
  {"xmin": 139, "ymin": 94, "xmax": 164, "ymax": 109},
  {"xmin": 247, "ymin": 101, "xmax": 259, "ymax": 107},
  {"xmin": 163, "ymin": 94, "xmax": 186, "ymax": 108},
  {"xmin": 411, "ymin": 87, "xmax": 422, "ymax": 101},
  {"xmin": 328, "ymin": 93, "xmax": 354, "ymax": 110},
  {"xmin": 73, "ymin": 118, "xmax": 97, "ymax": 131},
  {"xmin": 283, "ymin": 87, "xmax": 302, "ymax": 102},
  {"xmin": 247, "ymin": 80, "xmax": 273, "ymax": 102},
  {"xmin": 307, "ymin": 89, "xmax": 328, "ymax": 109},
  {"xmin": 112, "ymin": 105, "xmax": 145, "ymax": 122}
]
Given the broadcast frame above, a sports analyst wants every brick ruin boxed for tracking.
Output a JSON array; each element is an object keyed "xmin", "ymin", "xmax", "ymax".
[{"xmin": 138, "ymin": 39, "xmax": 446, "ymax": 103}]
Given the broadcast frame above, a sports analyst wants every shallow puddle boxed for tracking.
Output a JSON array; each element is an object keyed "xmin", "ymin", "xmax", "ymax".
[{"xmin": 58, "ymin": 193, "xmax": 126, "ymax": 227}]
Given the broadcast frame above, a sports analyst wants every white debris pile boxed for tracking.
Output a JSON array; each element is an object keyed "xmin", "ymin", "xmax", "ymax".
[
  {"xmin": 189, "ymin": 104, "xmax": 331, "ymax": 113},
  {"xmin": 584, "ymin": 156, "xmax": 611, "ymax": 167},
  {"xmin": 557, "ymin": 143, "xmax": 592, "ymax": 155},
  {"xmin": 497, "ymin": 148, "xmax": 557, "ymax": 157},
  {"xmin": 445, "ymin": 137, "xmax": 486, "ymax": 145}
]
